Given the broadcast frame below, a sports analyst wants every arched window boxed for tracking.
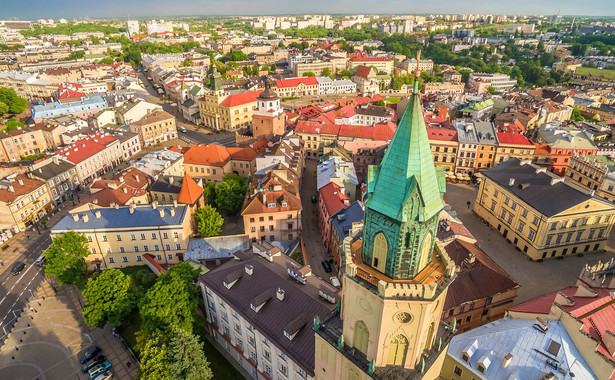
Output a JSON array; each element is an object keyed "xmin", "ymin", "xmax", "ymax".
[
  {"xmin": 425, "ymin": 322, "xmax": 435, "ymax": 351},
  {"xmin": 386, "ymin": 334, "xmax": 408, "ymax": 366},
  {"xmin": 353, "ymin": 320, "xmax": 369, "ymax": 355},
  {"xmin": 372, "ymin": 233, "xmax": 387, "ymax": 273}
]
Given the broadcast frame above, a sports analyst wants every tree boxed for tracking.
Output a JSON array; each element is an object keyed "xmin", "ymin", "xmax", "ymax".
[
  {"xmin": 203, "ymin": 181, "xmax": 216, "ymax": 205},
  {"xmin": 138, "ymin": 330, "xmax": 173, "ymax": 380},
  {"xmin": 6, "ymin": 119, "xmax": 24, "ymax": 130},
  {"xmin": 139, "ymin": 262, "xmax": 199, "ymax": 334},
  {"xmin": 43, "ymin": 231, "xmax": 90, "ymax": 287},
  {"xmin": 537, "ymin": 41, "xmax": 545, "ymax": 52},
  {"xmin": 374, "ymin": 100, "xmax": 386, "ymax": 106},
  {"xmin": 169, "ymin": 328, "xmax": 213, "ymax": 380},
  {"xmin": 571, "ymin": 107, "xmax": 585, "ymax": 121},
  {"xmin": 0, "ymin": 88, "xmax": 27, "ymax": 114},
  {"xmin": 340, "ymin": 69, "xmax": 354, "ymax": 78},
  {"xmin": 193, "ymin": 205, "xmax": 224, "ymax": 238},
  {"xmin": 270, "ymin": 63, "xmax": 277, "ymax": 72},
  {"xmin": 303, "ymin": 71, "xmax": 315, "ymax": 77},
  {"xmin": 322, "ymin": 67, "xmax": 333, "ymax": 79},
  {"xmin": 215, "ymin": 174, "xmax": 247, "ymax": 215},
  {"xmin": 82, "ymin": 269, "xmax": 138, "ymax": 328},
  {"xmin": 0, "ymin": 102, "xmax": 8, "ymax": 117},
  {"xmin": 487, "ymin": 86, "xmax": 496, "ymax": 94},
  {"xmin": 183, "ymin": 58, "xmax": 193, "ymax": 67}
]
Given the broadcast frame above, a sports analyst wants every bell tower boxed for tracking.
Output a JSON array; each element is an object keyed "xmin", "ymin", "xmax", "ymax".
[
  {"xmin": 252, "ymin": 77, "xmax": 286, "ymax": 139},
  {"xmin": 314, "ymin": 52, "xmax": 456, "ymax": 379}
]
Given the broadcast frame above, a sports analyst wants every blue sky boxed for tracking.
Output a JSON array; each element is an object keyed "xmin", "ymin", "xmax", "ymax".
[{"xmin": 3, "ymin": 0, "xmax": 615, "ymax": 19}]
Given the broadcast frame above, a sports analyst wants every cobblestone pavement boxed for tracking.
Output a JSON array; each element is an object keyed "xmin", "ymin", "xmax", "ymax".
[
  {"xmin": 444, "ymin": 183, "xmax": 615, "ymax": 304},
  {"xmin": 0, "ymin": 280, "xmax": 138, "ymax": 380}
]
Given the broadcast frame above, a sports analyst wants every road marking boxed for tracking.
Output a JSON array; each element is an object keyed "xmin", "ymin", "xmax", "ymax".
[
  {"xmin": 0, "ymin": 296, "xmax": 5, "ymax": 305},
  {"xmin": 14, "ymin": 263, "xmax": 37, "ymax": 285}
]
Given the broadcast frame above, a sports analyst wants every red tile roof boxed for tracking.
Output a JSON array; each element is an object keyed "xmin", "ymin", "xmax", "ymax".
[
  {"xmin": 111, "ymin": 167, "xmax": 149, "ymax": 189},
  {"xmin": 218, "ymin": 91, "xmax": 261, "ymax": 108},
  {"xmin": 319, "ymin": 182, "xmax": 349, "ymax": 217},
  {"xmin": 184, "ymin": 144, "xmax": 231, "ymax": 166},
  {"xmin": 228, "ymin": 146, "xmax": 259, "ymax": 162},
  {"xmin": 275, "ymin": 77, "xmax": 318, "ymax": 88},
  {"xmin": 295, "ymin": 120, "xmax": 341, "ymax": 135},
  {"xmin": 349, "ymin": 51, "xmax": 391, "ymax": 62},
  {"xmin": 56, "ymin": 132, "xmax": 117, "ymax": 164},
  {"xmin": 178, "ymin": 173, "xmax": 203, "ymax": 205},
  {"xmin": 353, "ymin": 65, "xmax": 373, "ymax": 79},
  {"xmin": 337, "ymin": 105, "xmax": 355, "ymax": 118},
  {"xmin": 427, "ymin": 127, "xmax": 458, "ymax": 142},
  {"xmin": 0, "ymin": 175, "xmax": 47, "ymax": 203},
  {"xmin": 496, "ymin": 132, "xmax": 534, "ymax": 146}
]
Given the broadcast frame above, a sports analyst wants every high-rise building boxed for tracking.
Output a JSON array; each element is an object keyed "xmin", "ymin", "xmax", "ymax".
[
  {"xmin": 125, "ymin": 20, "xmax": 139, "ymax": 38},
  {"xmin": 314, "ymin": 59, "xmax": 457, "ymax": 378}
]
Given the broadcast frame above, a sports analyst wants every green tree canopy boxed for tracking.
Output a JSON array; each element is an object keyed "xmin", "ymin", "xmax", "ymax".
[
  {"xmin": 139, "ymin": 262, "xmax": 199, "ymax": 334},
  {"xmin": 219, "ymin": 50, "xmax": 247, "ymax": 63},
  {"xmin": 487, "ymin": 86, "xmax": 496, "ymax": 94},
  {"xmin": 203, "ymin": 181, "xmax": 216, "ymax": 205},
  {"xmin": 0, "ymin": 102, "xmax": 8, "ymax": 117},
  {"xmin": 137, "ymin": 330, "xmax": 173, "ymax": 380},
  {"xmin": 43, "ymin": 231, "xmax": 90, "ymax": 287},
  {"xmin": 83, "ymin": 268, "xmax": 138, "ymax": 328},
  {"xmin": 183, "ymin": 57, "xmax": 193, "ymax": 67},
  {"xmin": 321, "ymin": 67, "xmax": 333, "ymax": 79},
  {"xmin": 571, "ymin": 107, "xmax": 585, "ymax": 121},
  {"xmin": 0, "ymin": 88, "xmax": 27, "ymax": 114},
  {"xmin": 193, "ymin": 205, "xmax": 224, "ymax": 238},
  {"xmin": 214, "ymin": 174, "xmax": 247, "ymax": 215},
  {"xmin": 169, "ymin": 328, "xmax": 213, "ymax": 380},
  {"xmin": 302, "ymin": 71, "xmax": 315, "ymax": 77},
  {"xmin": 270, "ymin": 63, "xmax": 277, "ymax": 72}
]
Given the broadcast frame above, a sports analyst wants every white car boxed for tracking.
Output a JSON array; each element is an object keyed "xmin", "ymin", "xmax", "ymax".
[
  {"xmin": 94, "ymin": 371, "xmax": 112, "ymax": 380},
  {"xmin": 330, "ymin": 277, "xmax": 341, "ymax": 288}
]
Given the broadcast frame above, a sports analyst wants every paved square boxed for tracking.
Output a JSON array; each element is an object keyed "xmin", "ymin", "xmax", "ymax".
[{"xmin": 444, "ymin": 183, "xmax": 615, "ymax": 303}]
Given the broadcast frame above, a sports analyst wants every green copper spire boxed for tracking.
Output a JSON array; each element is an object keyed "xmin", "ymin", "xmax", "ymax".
[{"xmin": 361, "ymin": 50, "xmax": 446, "ymax": 280}]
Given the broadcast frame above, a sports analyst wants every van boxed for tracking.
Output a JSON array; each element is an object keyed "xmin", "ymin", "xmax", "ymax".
[
  {"xmin": 34, "ymin": 253, "xmax": 46, "ymax": 266},
  {"xmin": 330, "ymin": 277, "xmax": 341, "ymax": 288}
]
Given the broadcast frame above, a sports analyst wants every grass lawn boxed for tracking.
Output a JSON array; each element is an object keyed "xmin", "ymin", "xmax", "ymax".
[
  {"xmin": 385, "ymin": 96, "xmax": 402, "ymax": 103},
  {"xmin": 575, "ymin": 67, "xmax": 615, "ymax": 80}
]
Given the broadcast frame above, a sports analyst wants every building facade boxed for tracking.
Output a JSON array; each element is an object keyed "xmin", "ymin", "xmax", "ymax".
[
  {"xmin": 0, "ymin": 174, "xmax": 53, "ymax": 232},
  {"xmin": 128, "ymin": 110, "xmax": 177, "ymax": 147}
]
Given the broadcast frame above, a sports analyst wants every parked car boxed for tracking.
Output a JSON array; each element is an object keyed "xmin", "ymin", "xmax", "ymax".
[
  {"xmin": 93, "ymin": 371, "xmax": 113, "ymax": 380},
  {"xmin": 321, "ymin": 260, "xmax": 332, "ymax": 273},
  {"xmin": 311, "ymin": 195, "xmax": 317, "ymax": 203},
  {"xmin": 88, "ymin": 362, "xmax": 111, "ymax": 379},
  {"xmin": 81, "ymin": 355, "xmax": 105, "ymax": 372},
  {"xmin": 11, "ymin": 261, "xmax": 25, "ymax": 276},
  {"xmin": 79, "ymin": 346, "xmax": 101, "ymax": 364},
  {"xmin": 180, "ymin": 126, "xmax": 187, "ymax": 133}
]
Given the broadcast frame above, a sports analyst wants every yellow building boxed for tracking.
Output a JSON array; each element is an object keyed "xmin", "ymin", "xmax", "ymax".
[
  {"xmin": 128, "ymin": 110, "xmax": 177, "ymax": 147},
  {"xmin": 314, "ymin": 67, "xmax": 456, "ymax": 379},
  {"xmin": 474, "ymin": 158, "xmax": 615, "ymax": 260},
  {"xmin": 50, "ymin": 204, "xmax": 192, "ymax": 270},
  {"xmin": 0, "ymin": 174, "xmax": 52, "ymax": 232},
  {"xmin": 0, "ymin": 127, "xmax": 48, "ymax": 162},
  {"xmin": 198, "ymin": 90, "xmax": 260, "ymax": 132},
  {"xmin": 493, "ymin": 132, "xmax": 536, "ymax": 165},
  {"xmin": 427, "ymin": 127, "xmax": 459, "ymax": 172}
]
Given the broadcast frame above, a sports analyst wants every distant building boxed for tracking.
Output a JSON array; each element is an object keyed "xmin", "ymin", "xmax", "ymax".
[
  {"xmin": 455, "ymin": 122, "xmax": 479, "ymax": 175},
  {"xmin": 32, "ymin": 96, "xmax": 108, "ymax": 123},
  {"xmin": 0, "ymin": 174, "xmax": 52, "ymax": 232},
  {"xmin": 566, "ymin": 154, "xmax": 615, "ymax": 202},
  {"xmin": 474, "ymin": 121, "xmax": 499, "ymax": 171},
  {"xmin": 318, "ymin": 182, "xmax": 350, "ymax": 252},
  {"xmin": 474, "ymin": 158, "xmax": 615, "ymax": 260},
  {"xmin": 199, "ymin": 90, "xmax": 261, "ymax": 132},
  {"xmin": 427, "ymin": 127, "xmax": 459, "ymax": 172},
  {"xmin": 128, "ymin": 110, "xmax": 177, "ymax": 147},
  {"xmin": 468, "ymin": 73, "xmax": 517, "ymax": 93},
  {"xmin": 535, "ymin": 121, "xmax": 598, "ymax": 176},
  {"xmin": 494, "ymin": 132, "xmax": 535, "ymax": 165},
  {"xmin": 126, "ymin": 20, "xmax": 139, "ymax": 38},
  {"xmin": 29, "ymin": 156, "xmax": 78, "ymax": 205}
]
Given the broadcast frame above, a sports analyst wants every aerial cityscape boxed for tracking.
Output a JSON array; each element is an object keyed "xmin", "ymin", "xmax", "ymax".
[{"xmin": 0, "ymin": 6, "xmax": 614, "ymax": 380}]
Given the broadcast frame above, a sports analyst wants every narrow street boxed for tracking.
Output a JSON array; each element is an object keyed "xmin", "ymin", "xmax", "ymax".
[{"xmin": 300, "ymin": 159, "xmax": 329, "ymax": 280}]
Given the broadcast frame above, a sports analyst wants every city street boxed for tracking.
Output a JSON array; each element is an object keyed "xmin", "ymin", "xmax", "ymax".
[
  {"xmin": 300, "ymin": 159, "xmax": 329, "ymax": 280},
  {"xmin": 444, "ymin": 183, "xmax": 615, "ymax": 304}
]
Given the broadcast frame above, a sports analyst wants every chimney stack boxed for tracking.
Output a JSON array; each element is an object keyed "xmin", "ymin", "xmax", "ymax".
[
  {"xmin": 82, "ymin": 214, "xmax": 89, "ymax": 222},
  {"xmin": 170, "ymin": 208, "xmax": 175, "ymax": 216},
  {"xmin": 159, "ymin": 208, "xmax": 165, "ymax": 218},
  {"xmin": 129, "ymin": 204, "xmax": 136, "ymax": 214},
  {"xmin": 17, "ymin": 179, "xmax": 24, "ymax": 186},
  {"xmin": 245, "ymin": 264, "xmax": 253, "ymax": 275},
  {"xmin": 152, "ymin": 201, "xmax": 158, "ymax": 209},
  {"xmin": 135, "ymin": 174, "xmax": 140, "ymax": 183},
  {"xmin": 95, "ymin": 210, "xmax": 101, "ymax": 218},
  {"xmin": 501, "ymin": 353, "xmax": 513, "ymax": 369},
  {"xmin": 72, "ymin": 213, "xmax": 79, "ymax": 222},
  {"xmin": 508, "ymin": 178, "xmax": 515, "ymax": 186},
  {"xmin": 276, "ymin": 288, "xmax": 285, "ymax": 301},
  {"xmin": 173, "ymin": 200, "xmax": 178, "ymax": 208}
]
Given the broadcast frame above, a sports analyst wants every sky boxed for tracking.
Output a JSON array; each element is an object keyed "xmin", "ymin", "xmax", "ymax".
[{"xmin": 2, "ymin": 0, "xmax": 615, "ymax": 20}]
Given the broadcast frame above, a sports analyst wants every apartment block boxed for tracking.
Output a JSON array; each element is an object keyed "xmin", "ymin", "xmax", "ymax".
[
  {"xmin": 128, "ymin": 110, "xmax": 177, "ymax": 147},
  {"xmin": 0, "ymin": 174, "xmax": 52, "ymax": 232}
]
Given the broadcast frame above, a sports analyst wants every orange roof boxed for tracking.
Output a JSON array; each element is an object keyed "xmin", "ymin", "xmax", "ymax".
[
  {"xmin": 218, "ymin": 91, "xmax": 261, "ymax": 107},
  {"xmin": 0, "ymin": 175, "xmax": 47, "ymax": 204},
  {"xmin": 184, "ymin": 144, "xmax": 231, "ymax": 166},
  {"xmin": 353, "ymin": 65, "xmax": 373, "ymax": 79},
  {"xmin": 228, "ymin": 146, "xmax": 259, "ymax": 162},
  {"xmin": 275, "ymin": 77, "xmax": 318, "ymax": 88},
  {"xmin": 177, "ymin": 173, "xmax": 203, "ymax": 205},
  {"xmin": 169, "ymin": 145, "xmax": 191, "ymax": 154},
  {"xmin": 534, "ymin": 143, "xmax": 551, "ymax": 155}
]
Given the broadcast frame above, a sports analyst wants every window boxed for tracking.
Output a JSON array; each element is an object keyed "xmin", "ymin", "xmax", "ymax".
[
  {"xmin": 131, "ymin": 234, "xmax": 136, "ymax": 240},
  {"xmin": 521, "ymin": 209, "xmax": 528, "ymax": 218},
  {"xmin": 454, "ymin": 366, "xmax": 463, "ymax": 376},
  {"xmin": 116, "ymin": 234, "xmax": 122, "ymax": 241},
  {"xmin": 545, "ymin": 235, "xmax": 553, "ymax": 245},
  {"xmin": 491, "ymin": 200, "xmax": 496, "ymax": 211},
  {"xmin": 122, "ymin": 257, "xmax": 128, "ymax": 263},
  {"xmin": 280, "ymin": 364, "xmax": 288, "ymax": 376},
  {"xmin": 165, "ymin": 244, "xmax": 170, "ymax": 250},
  {"xmin": 173, "ymin": 232, "xmax": 179, "ymax": 238},
  {"xmin": 162, "ymin": 232, "xmax": 168, "ymax": 239},
  {"xmin": 151, "ymin": 233, "xmax": 157, "ymax": 239},
  {"xmin": 143, "ymin": 246, "xmax": 149, "ymax": 252},
  {"xmin": 119, "ymin": 247, "xmax": 125, "ymax": 253},
  {"xmin": 528, "ymin": 229, "xmax": 536, "ymax": 241},
  {"xmin": 176, "ymin": 244, "xmax": 181, "ymax": 250},
  {"xmin": 140, "ymin": 233, "xmax": 146, "ymax": 240},
  {"xmin": 154, "ymin": 245, "xmax": 159, "ymax": 251},
  {"xmin": 87, "ymin": 235, "xmax": 93, "ymax": 242},
  {"xmin": 250, "ymin": 218, "xmax": 255, "ymax": 223},
  {"xmin": 136, "ymin": 256, "xmax": 142, "ymax": 262},
  {"xmin": 518, "ymin": 221, "xmax": 525, "ymax": 233},
  {"xmin": 105, "ymin": 248, "xmax": 111, "ymax": 254},
  {"xmin": 109, "ymin": 257, "xmax": 114, "ymax": 263}
]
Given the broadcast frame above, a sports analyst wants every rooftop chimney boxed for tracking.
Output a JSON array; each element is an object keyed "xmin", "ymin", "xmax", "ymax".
[
  {"xmin": 122, "ymin": 187, "xmax": 128, "ymax": 193},
  {"xmin": 95, "ymin": 210, "xmax": 101, "ymax": 218},
  {"xmin": 508, "ymin": 178, "xmax": 515, "ymax": 186},
  {"xmin": 17, "ymin": 179, "xmax": 24, "ymax": 186},
  {"xmin": 170, "ymin": 208, "xmax": 175, "ymax": 216},
  {"xmin": 129, "ymin": 204, "xmax": 136, "ymax": 214},
  {"xmin": 245, "ymin": 264, "xmax": 254, "ymax": 275},
  {"xmin": 501, "ymin": 353, "xmax": 513, "ymax": 369},
  {"xmin": 276, "ymin": 288, "xmax": 285, "ymax": 301},
  {"xmin": 82, "ymin": 214, "xmax": 89, "ymax": 223},
  {"xmin": 152, "ymin": 201, "xmax": 158, "ymax": 209},
  {"xmin": 173, "ymin": 200, "xmax": 178, "ymax": 208},
  {"xmin": 159, "ymin": 208, "xmax": 165, "ymax": 218},
  {"xmin": 119, "ymin": 176, "xmax": 124, "ymax": 183},
  {"xmin": 72, "ymin": 213, "xmax": 79, "ymax": 222},
  {"xmin": 135, "ymin": 174, "xmax": 140, "ymax": 183}
]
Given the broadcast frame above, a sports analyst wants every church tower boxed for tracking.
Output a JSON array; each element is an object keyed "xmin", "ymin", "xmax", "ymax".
[
  {"xmin": 314, "ymin": 53, "xmax": 457, "ymax": 380},
  {"xmin": 252, "ymin": 77, "xmax": 286, "ymax": 139}
]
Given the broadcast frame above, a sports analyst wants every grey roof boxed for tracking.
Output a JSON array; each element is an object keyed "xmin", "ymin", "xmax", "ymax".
[
  {"xmin": 31, "ymin": 159, "xmax": 75, "ymax": 180},
  {"xmin": 51, "ymin": 204, "xmax": 188, "ymax": 231},
  {"xmin": 455, "ymin": 122, "xmax": 479, "ymax": 144},
  {"xmin": 150, "ymin": 175, "xmax": 183, "ymax": 194},
  {"xmin": 482, "ymin": 159, "xmax": 613, "ymax": 217},
  {"xmin": 474, "ymin": 122, "xmax": 499, "ymax": 145},
  {"xmin": 184, "ymin": 235, "xmax": 250, "ymax": 261},
  {"xmin": 538, "ymin": 122, "xmax": 597, "ymax": 150},
  {"xmin": 448, "ymin": 317, "xmax": 596, "ymax": 379},
  {"xmin": 199, "ymin": 249, "xmax": 339, "ymax": 376},
  {"xmin": 331, "ymin": 201, "xmax": 364, "ymax": 241}
]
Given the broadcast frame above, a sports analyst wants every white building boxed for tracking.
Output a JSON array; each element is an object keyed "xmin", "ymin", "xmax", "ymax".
[
  {"xmin": 199, "ymin": 246, "xmax": 339, "ymax": 380},
  {"xmin": 315, "ymin": 77, "xmax": 356, "ymax": 95},
  {"xmin": 126, "ymin": 20, "xmax": 139, "ymax": 38}
]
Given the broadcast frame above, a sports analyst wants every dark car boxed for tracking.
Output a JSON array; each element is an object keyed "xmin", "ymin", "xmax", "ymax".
[
  {"xmin": 311, "ymin": 195, "xmax": 317, "ymax": 203},
  {"xmin": 321, "ymin": 260, "xmax": 332, "ymax": 273},
  {"xmin": 79, "ymin": 346, "xmax": 101, "ymax": 364},
  {"xmin": 11, "ymin": 261, "xmax": 25, "ymax": 276},
  {"xmin": 81, "ymin": 355, "xmax": 105, "ymax": 372}
]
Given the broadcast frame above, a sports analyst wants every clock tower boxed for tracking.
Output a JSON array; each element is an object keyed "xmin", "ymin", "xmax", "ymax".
[{"xmin": 314, "ymin": 53, "xmax": 456, "ymax": 380}]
